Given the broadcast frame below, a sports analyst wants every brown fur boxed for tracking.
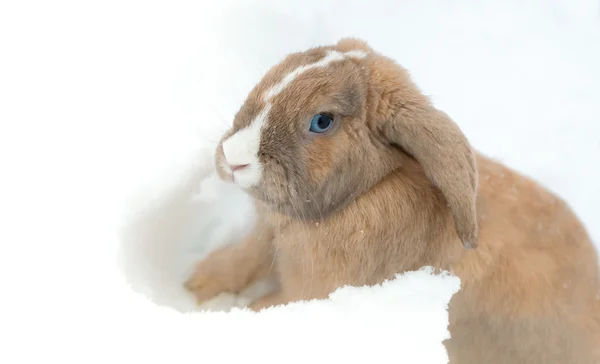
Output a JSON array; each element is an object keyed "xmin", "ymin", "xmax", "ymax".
[{"xmin": 185, "ymin": 38, "xmax": 600, "ymax": 363}]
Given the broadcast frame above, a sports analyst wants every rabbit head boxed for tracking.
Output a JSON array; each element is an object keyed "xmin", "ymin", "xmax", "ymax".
[{"xmin": 214, "ymin": 38, "xmax": 478, "ymax": 249}]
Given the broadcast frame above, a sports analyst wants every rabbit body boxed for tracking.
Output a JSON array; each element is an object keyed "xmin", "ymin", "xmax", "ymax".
[{"xmin": 186, "ymin": 39, "xmax": 600, "ymax": 363}]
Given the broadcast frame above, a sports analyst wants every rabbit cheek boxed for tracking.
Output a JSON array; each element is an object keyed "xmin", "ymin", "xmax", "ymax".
[
  {"xmin": 257, "ymin": 153, "xmax": 290, "ymax": 202},
  {"xmin": 305, "ymin": 136, "xmax": 336, "ymax": 187}
]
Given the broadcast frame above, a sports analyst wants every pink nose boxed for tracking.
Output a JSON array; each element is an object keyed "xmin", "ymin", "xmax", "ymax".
[{"xmin": 231, "ymin": 163, "xmax": 249, "ymax": 172}]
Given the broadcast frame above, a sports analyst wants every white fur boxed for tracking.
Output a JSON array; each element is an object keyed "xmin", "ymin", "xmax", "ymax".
[
  {"xmin": 221, "ymin": 104, "xmax": 271, "ymax": 189},
  {"xmin": 343, "ymin": 50, "xmax": 368, "ymax": 59},
  {"xmin": 265, "ymin": 50, "xmax": 366, "ymax": 100},
  {"xmin": 265, "ymin": 50, "xmax": 345, "ymax": 100},
  {"xmin": 222, "ymin": 50, "xmax": 367, "ymax": 188}
]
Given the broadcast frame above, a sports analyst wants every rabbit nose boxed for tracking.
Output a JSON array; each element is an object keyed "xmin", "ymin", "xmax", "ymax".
[{"xmin": 230, "ymin": 163, "xmax": 249, "ymax": 172}]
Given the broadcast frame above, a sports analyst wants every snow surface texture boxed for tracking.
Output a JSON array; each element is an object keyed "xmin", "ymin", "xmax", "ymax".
[{"xmin": 1, "ymin": 0, "xmax": 599, "ymax": 363}]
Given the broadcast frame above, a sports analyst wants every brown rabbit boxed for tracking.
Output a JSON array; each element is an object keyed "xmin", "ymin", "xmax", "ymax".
[{"xmin": 185, "ymin": 38, "xmax": 600, "ymax": 363}]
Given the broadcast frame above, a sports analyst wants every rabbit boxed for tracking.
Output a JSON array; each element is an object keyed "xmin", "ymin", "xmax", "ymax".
[{"xmin": 185, "ymin": 38, "xmax": 600, "ymax": 363}]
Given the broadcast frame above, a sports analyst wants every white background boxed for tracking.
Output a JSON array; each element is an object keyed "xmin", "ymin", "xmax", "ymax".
[{"xmin": 1, "ymin": 0, "xmax": 599, "ymax": 363}]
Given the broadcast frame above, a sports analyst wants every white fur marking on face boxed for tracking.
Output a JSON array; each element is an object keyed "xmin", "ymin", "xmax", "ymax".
[
  {"xmin": 343, "ymin": 50, "xmax": 368, "ymax": 59},
  {"xmin": 265, "ymin": 50, "xmax": 368, "ymax": 101},
  {"xmin": 264, "ymin": 50, "xmax": 346, "ymax": 101},
  {"xmin": 222, "ymin": 49, "xmax": 367, "ymax": 189},
  {"xmin": 221, "ymin": 104, "xmax": 271, "ymax": 189}
]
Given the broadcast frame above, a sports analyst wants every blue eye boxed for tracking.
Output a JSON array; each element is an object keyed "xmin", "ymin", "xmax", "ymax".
[{"xmin": 309, "ymin": 113, "xmax": 334, "ymax": 133}]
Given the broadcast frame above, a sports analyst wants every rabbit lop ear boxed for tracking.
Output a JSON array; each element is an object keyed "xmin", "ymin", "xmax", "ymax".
[{"xmin": 383, "ymin": 105, "xmax": 479, "ymax": 249}]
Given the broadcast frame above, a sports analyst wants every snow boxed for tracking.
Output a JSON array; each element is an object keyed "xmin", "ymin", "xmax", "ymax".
[{"xmin": 0, "ymin": 0, "xmax": 599, "ymax": 363}]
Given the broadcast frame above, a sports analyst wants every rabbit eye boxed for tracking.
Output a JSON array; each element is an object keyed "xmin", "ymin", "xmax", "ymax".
[{"xmin": 309, "ymin": 113, "xmax": 334, "ymax": 133}]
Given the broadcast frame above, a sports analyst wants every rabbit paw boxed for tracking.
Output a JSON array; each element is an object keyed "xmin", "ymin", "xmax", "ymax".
[{"xmin": 184, "ymin": 245, "xmax": 245, "ymax": 305}]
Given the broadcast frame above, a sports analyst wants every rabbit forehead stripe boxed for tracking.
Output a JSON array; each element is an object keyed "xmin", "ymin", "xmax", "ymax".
[
  {"xmin": 221, "ymin": 49, "xmax": 367, "ymax": 189},
  {"xmin": 264, "ymin": 49, "xmax": 367, "ymax": 101}
]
